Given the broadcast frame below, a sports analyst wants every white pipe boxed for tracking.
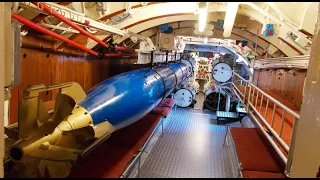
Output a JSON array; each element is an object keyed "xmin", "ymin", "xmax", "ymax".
[
  {"xmin": 16, "ymin": 7, "xmax": 24, "ymax": 14},
  {"xmin": 51, "ymin": 21, "xmax": 63, "ymax": 31},
  {"xmin": 85, "ymin": 26, "xmax": 98, "ymax": 34},
  {"xmin": 12, "ymin": 2, "xmax": 19, "ymax": 13},
  {"xmin": 4, "ymin": 100, "xmax": 9, "ymax": 127},
  {"xmin": 39, "ymin": 23, "xmax": 80, "ymax": 33},
  {"xmin": 81, "ymin": 2, "xmax": 86, "ymax": 15},
  {"xmin": 20, "ymin": 30, "xmax": 28, "ymax": 36},
  {"xmin": 223, "ymin": 2, "xmax": 239, "ymax": 37}
]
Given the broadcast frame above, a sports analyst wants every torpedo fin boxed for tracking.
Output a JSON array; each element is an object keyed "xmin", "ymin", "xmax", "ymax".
[{"xmin": 28, "ymin": 142, "xmax": 81, "ymax": 161}]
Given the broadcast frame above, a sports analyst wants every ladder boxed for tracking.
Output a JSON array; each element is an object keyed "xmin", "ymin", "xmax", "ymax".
[{"xmin": 216, "ymin": 83, "xmax": 247, "ymax": 125}]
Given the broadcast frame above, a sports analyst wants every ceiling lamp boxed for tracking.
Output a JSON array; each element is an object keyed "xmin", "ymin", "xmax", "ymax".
[
  {"xmin": 223, "ymin": 2, "xmax": 239, "ymax": 37},
  {"xmin": 198, "ymin": 2, "xmax": 208, "ymax": 32}
]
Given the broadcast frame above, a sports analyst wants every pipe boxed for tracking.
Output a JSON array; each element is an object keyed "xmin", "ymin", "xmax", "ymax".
[
  {"xmin": 11, "ymin": 13, "xmax": 98, "ymax": 56},
  {"xmin": 81, "ymin": 2, "xmax": 86, "ymax": 15},
  {"xmin": 32, "ymin": 2, "xmax": 136, "ymax": 52},
  {"xmin": 16, "ymin": 7, "xmax": 25, "ymax": 14},
  {"xmin": 39, "ymin": 23, "xmax": 80, "ymax": 34},
  {"xmin": 11, "ymin": 2, "xmax": 19, "ymax": 13},
  {"xmin": 85, "ymin": 26, "xmax": 97, "ymax": 34},
  {"xmin": 105, "ymin": 53, "xmax": 138, "ymax": 57},
  {"xmin": 31, "ymin": 2, "xmax": 109, "ymax": 48},
  {"xmin": 21, "ymin": 2, "xmax": 124, "ymax": 35}
]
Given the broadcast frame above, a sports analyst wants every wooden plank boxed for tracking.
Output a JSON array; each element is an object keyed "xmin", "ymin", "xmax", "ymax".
[
  {"xmin": 19, "ymin": 48, "xmax": 53, "ymax": 102},
  {"xmin": 293, "ymin": 71, "xmax": 306, "ymax": 110},
  {"xmin": 9, "ymin": 87, "xmax": 19, "ymax": 125},
  {"xmin": 62, "ymin": 55, "xmax": 85, "ymax": 89},
  {"xmin": 51, "ymin": 53, "xmax": 63, "ymax": 100},
  {"xmin": 254, "ymin": 69, "xmax": 307, "ymax": 111}
]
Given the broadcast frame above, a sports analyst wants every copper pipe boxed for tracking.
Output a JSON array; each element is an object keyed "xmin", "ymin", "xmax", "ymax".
[{"xmin": 105, "ymin": 53, "xmax": 138, "ymax": 57}]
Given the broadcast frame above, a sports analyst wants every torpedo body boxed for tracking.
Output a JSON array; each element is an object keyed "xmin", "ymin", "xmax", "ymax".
[{"xmin": 80, "ymin": 62, "xmax": 189, "ymax": 130}]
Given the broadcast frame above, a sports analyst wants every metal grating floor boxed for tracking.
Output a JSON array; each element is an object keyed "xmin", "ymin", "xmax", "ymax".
[
  {"xmin": 236, "ymin": 107, "xmax": 247, "ymax": 113},
  {"xmin": 216, "ymin": 111, "xmax": 239, "ymax": 119},
  {"xmin": 139, "ymin": 107, "xmax": 243, "ymax": 178}
]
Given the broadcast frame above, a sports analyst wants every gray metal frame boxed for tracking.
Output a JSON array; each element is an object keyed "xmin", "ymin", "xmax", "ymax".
[
  {"xmin": 120, "ymin": 116, "xmax": 166, "ymax": 178},
  {"xmin": 223, "ymin": 125, "xmax": 243, "ymax": 178}
]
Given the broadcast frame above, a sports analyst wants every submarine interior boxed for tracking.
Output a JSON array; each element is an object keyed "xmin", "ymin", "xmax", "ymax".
[{"xmin": 1, "ymin": 1, "xmax": 320, "ymax": 178}]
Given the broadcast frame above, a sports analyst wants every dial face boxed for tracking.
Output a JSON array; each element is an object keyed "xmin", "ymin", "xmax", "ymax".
[
  {"xmin": 212, "ymin": 63, "xmax": 232, "ymax": 83},
  {"xmin": 174, "ymin": 88, "xmax": 193, "ymax": 108},
  {"xmin": 181, "ymin": 59, "xmax": 193, "ymax": 77}
]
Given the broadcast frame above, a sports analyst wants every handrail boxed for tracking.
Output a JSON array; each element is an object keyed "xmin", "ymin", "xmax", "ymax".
[{"xmin": 232, "ymin": 71, "xmax": 300, "ymax": 119}]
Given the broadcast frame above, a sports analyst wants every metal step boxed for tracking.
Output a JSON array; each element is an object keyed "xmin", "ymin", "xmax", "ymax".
[
  {"xmin": 236, "ymin": 107, "xmax": 247, "ymax": 114},
  {"xmin": 216, "ymin": 111, "xmax": 239, "ymax": 119}
]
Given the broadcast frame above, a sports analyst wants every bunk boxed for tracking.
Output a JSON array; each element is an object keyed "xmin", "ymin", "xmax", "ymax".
[
  {"xmin": 226, "ymin": 127, "xmax": 286, "ymax": 178},
  {"xmin": 69, "ymin": 98, "xmax": 176, "ymax": 178}
]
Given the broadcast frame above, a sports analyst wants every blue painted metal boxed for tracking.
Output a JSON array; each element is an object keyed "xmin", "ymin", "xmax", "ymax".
[
  {"xmin": 263, "ymin": 24, "xmax": 274, "ymax": 37},
  {"xmin": 160, "ymin": 24, "xmax": 169, "ymax": 31},
  {"xmin": 216, "ymin": 19, "xmax": 224, "ymax": 29},
  {"xmin": 167, "ymin": 62, "xmax": 188, "ymax": 86},
  {"xmin": 79, "ymin": 62, "xmax": 188, "ymax": 130}
]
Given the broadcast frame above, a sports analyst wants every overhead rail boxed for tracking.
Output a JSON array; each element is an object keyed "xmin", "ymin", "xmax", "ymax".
[
  {"xmin": 231, "ymin": 71, "xmax": 300, "ymax": 177},
  {"xmin": 12, "ymin": 13, "xmax": 138, "ymax": 57}
]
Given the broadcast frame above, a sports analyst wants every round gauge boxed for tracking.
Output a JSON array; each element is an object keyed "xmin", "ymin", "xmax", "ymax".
[
  {"xmin": 181, "ymin": 59, "xmax": 193, "ymax": 77},
  {"xmin": 174, "ymin": 88, "xmax": 194, "ymax": 108},
  {"xmin": 212, "ymin": 62, "xmax": 232, "ymax": 83}
]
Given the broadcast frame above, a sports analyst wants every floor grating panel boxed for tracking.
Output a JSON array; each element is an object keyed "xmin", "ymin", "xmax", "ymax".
[{"xmin": 139, "ymin": 107, "xmax": 243, "ymax": 178}]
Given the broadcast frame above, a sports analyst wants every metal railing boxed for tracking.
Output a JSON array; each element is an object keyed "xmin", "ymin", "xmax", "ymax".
[{"xmin": 231, "ymin": 71, "xmax": 300, "ymax": 177}]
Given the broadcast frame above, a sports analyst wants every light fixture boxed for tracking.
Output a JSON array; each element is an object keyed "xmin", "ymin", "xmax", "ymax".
[
  {"xmin": 223, "ymin": 2, "xmax": 239, "ymax": 37},
  {"xmin": 198, "ymin": 2, "xmax": 208, "ymax": 32},
  {"xmin": 204, "ymin": 37, "xmax": 208, "ymax": 44}
]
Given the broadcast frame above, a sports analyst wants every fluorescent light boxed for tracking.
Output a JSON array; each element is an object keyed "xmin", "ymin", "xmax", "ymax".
[
  {"xmin": 198, "ymin": 2, "xmax": 208, "ymax": 32},
  {"xmin": 204, "ymin": 37, "xmax": 208, "ymax": 44},
  {"xmin": 223, "ymin": 2, "xmax": 239, "ymax": 37}
]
